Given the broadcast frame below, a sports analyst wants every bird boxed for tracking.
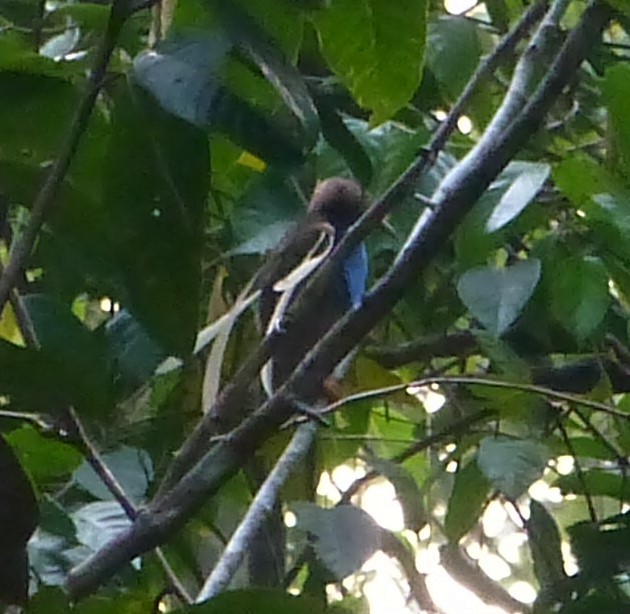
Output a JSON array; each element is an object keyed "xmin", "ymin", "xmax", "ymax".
[
  {"xmin": 255, "ymin": 177, "xmax": 369, "ymax": 398},
  {"xmin": 246, "ymin": 178, "xmax": 368, "ymax": 588}
]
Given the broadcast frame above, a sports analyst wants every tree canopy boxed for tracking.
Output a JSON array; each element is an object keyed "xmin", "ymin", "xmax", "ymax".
[{"xmin": 0, "ymin": 0, "xmax": 630, "ymax": 612}]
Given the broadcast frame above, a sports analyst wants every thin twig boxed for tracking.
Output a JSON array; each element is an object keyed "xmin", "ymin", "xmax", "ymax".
[
  {"xmin": 556, "ymin": 415, "xmax": 597, "ymax": 523},
  {"xmin": 66, "ymin": 407, "xmax": 138, "ymax": 519},
  {"xmin": 195, "ymin": 422, "xmax": 318, "ymax": 602},
  {"xmin": 317, "ymin": 375, "xmax": 630, "ymax": 420}
]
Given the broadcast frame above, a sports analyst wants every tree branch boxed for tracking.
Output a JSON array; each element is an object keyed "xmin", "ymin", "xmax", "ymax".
[{"xmin": 195, "ymin": 422, "xmax": 317, "ymax": 602}]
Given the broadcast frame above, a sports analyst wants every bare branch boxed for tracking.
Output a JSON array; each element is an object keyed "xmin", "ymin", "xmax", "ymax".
[{"xmin": 195, "ymin": 422, "xmax": 317, "ymax": 602}]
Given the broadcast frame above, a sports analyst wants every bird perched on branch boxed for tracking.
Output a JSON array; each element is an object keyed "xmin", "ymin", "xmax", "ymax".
[
  {"xmin": 245, "ymin": 177, "xmax": 368, "ymax": 588},
  {"xmin": 256, "ymin": 177, "xmax": 369, "ymax": 397}
]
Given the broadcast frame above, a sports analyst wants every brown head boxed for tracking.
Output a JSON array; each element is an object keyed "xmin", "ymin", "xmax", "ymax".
[{"xmin": 308, "ymin": 177, "xmax": 365, "ymax": 231}]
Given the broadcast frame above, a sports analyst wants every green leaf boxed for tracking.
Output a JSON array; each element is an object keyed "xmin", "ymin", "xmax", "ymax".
[
  {"xmin": 426, "ymin": 16, "xmax": 480, "ymax": 100},
  {"xmin": 102, "ymin": 82, "xmax": 209, "ymax": 356},
  {"xmin": 568, "ymin": 515, "xmax": 630, "ymax": 581},
  {"xmin": 73, "ymin": 446, "xmax": 153, "ymax": 504},
  {"xmin": 485, "ymin": 162, "xmax": 550, "ymax": 233},
  {"xmin": 0, "ymin": 72, "xmax": 78, "ymax": 163},
  {"xmin": 6, "ymin": 426, "xmax": 82, "ymax": 482},
  {"xmin": 457, "ymin": 259, "xmax": 541, "ymax": 337},
  {"xmin": 549, "ymin": 256, "xmax": 609, "ymax": 342},
  {"xmin": 133, "ymin": 34, "xmax": 231, "ymax": 127},
  {"xmin": 230, "ymin": 172, "xmax": 303, "ymax": 251},
  {"xmin": 227, "ymin": 0, "xmax": 305, "ymax": 60},
  {"xmin": 105, "ymin": 309, "xmax": 166, "ymax": 392},
  {"xmin": 477, "ymin": 436, "xmax": 549, "ymax": 499},
  {"xmin": 444, "ymin": 459, "xmax": 490, "ymax": 542},
  {"xmin": 313, "ymin": 0, "xmax": 428, "ymax": 123},
  {"xmin": 218, "ymin": 2, "xmax": 319, "ymax": 148},
  {"xmin": 23, "ymin": 294, "xmax": 113, "ymax": 415},
  {"xmin": 603, "ymin": 64, "xmax": 630, "ymax": 174},
  {"xmin": 527, "ymin": 500, "xmax": 566, "ymax": 590},
  {"xmin": 315, "ymin": 95, "xmax": 373, "ymax": 186},
  {"xmin": 293, "ymin": 503, "xmax": 382, "ymax": 579}
]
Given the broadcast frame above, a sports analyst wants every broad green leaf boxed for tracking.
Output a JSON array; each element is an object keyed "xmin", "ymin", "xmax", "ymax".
[
  {"xmin": 456, "ymin": 161, "xmax": 547, "ymax": 266},
  {"xmin": 227, "ymin": 0, "xmax": 305, "ymax": 60},
  {"xmin": 230, "ymin": 173, "xmax": 303, "ymax": 249},
  {"xmin": 6, "ymin": 426, "xmax": 82, "ymax": 483},
  {"xmin": 102, "ymin": 82, "xmax": 209, "ymax": 356},
  {"xmin": 216, "ymin": 2, "xmax": 319, "ymax": 148},
  {"xmin": 0, "ymin": 72, "xmax": 78, "ymax": 163},
  {"xmin": 313, "ymin": 0, "xmax": 428, "ymax": 123},
  {"xmin": 549, "ymin": 256, "xmax": 609, "ymax": 342},
  {"xmin": 38, "ymin": 497, "xmax": 76, "ymax": 541},
  {"xmin": 73, "ymin": 446, "xmax": 153, "ymax": 504},
  {"xmin": 426, "ymin": 16, "xmax": 480, "ymax": 100},
  {"xmin": 133, "ymin": 34, "xmax": 230, "ymax": 127},
  {"xmin": 315, "ymin": 95, "xmax": 373, "ymax": 186},
  {"xmin": 27, "ymin": 499, "xmax": 77, "ymax": 588},
  {"xmin": 23, "ymin": 294, "xmax": 113, "ymax": 415},
  {"xmin": 0, "ymin": 340, "xmax": 73, "ymax": 411},
  {"xmin": 444, "ymin": 459, "xmax": 490, "ymax": 542},
  {"xmin": 293, "ymin": 502, "xmax": 382, "ymax": 579},
  {"xmin": 105, "ymin": 309, "xmax": 166, "ymax": 392},
  {"xmin": 527, "ymin": 500, "xmax": 566, "ymax": 590},
  {"xmin": 457, "ymin": 259, "xmax": 541, "ymax": 337},
  {"xmin": 477, "ymin": 436, "xmax": 549, "ymax": 499},
  {"xmin": 603, "ymin": 64, "xmax": 630, "ymax": 174},
  {"xmin": 485, "ymin": 162, "xmax": 550, "ymax": 232},
  {"xmin": 39, "ymin": 28, "xmax": 80, "ymax": 61}
]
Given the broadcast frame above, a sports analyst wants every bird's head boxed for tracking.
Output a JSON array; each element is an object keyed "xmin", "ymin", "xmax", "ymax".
[{"xmin": 308, "ymin": 177, "xmax": 365, "ymax": 233}]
